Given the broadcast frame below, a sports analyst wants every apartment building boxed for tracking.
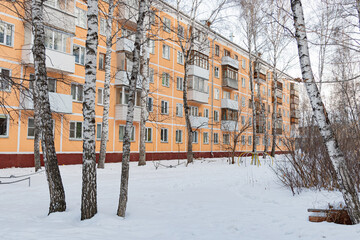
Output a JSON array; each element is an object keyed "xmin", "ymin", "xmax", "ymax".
[{"xmin": 0, "ymin": 0, "xmax": 299, "ymax": 168}]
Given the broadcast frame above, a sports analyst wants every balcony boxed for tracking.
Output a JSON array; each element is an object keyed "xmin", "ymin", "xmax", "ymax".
[
  {"xmin": 275, "ymin": 88, "xmax": 282, "ymax": 98},
  {"xmin": 291, "ymin": 110, "xmax": 300, "ymax": 118},
  {"xmin": 221, "ymin": 120, "xmax": 238, "ymax": 131},
  {"xmin": 188, "ymin": 89, "xmax": 208, "ymax": 103},
  {"xmin": 22, "ymin": 44, "xmax": 75, "ymax": 74},
  {"xmin": 115, "ymin": 105, "xmax": 141, "ymax": 121},
  {"xmin": 291, "ymin": 117, "xmax": 299, "ymax": 125},
  {"xmin": 256, "ymin": 125, "xmax": 265, "ymax": 134},
  {"xmin": 116, "ymin": 38, "xmax": 150, "ymax": 57},
  {"xmin": 221, "ymin": 56, "xmax": 239, "ymax": 70},
  {"xmin": 115, "ymin": 71, "xmax": 147, "ymax": 89},
  {"xmin": 192, "ymin": 43, "xmax": 210, "ymax": 56},
  {"xmin": 189, "ymin": 116, "xmax": 208, "ymax": 129},
  {"xmin": 290, "ymin": 96, "xmax": 299, "ymax": 105},
  {"xmin": 222, "ymin": 77, "xmax": 238, "ymax": 90},
  {"xmin": 272, "ymin": 96, "xmax": 282, "ymax": 105},
  {"xmin": 188, "ymin": 65, "xmax": 209, "ymax": 80},
  {"xmin": 221, "ymin": 98, "xmax": 238, "ymax": 111},
  {"xmin": 43, "ymin": 4, "xmax": 76, "ymax": 34},
  {"xmin": 20, "ymin": 91, "xmax": 72, "ymax": 114},
  {"xmin": 274, "ymin": 128, "xmax": 282, "ymax": 135}
]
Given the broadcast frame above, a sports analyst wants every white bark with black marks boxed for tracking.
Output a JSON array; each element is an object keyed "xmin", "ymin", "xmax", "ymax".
[
  {"xmin": 291, "ymin": 0, "xmax": 360, "ymax": 224},
  {"xmin": 31, "ymin": 0, "xmax": 66, "ymax": 214},
  {"xmin": 81, "ymin": 0, "xmax": 98, "ymax": 220},
  {"xmin": 98, "ymin": 0, "xmax": 115, "ymax": 169},
  {"xmin": 117, "ymin": 0, "xmax": 148, "ymax": 217}
]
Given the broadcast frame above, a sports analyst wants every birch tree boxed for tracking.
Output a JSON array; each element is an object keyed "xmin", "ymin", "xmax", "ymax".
[
  {"xmin": 81, "ymin": 0, "xmax": 99, "ymax": 220},
  {"xmin": 290, "ymin": 0, "xmax": 360, "ymax": 224},
  {"xmin": 31, "ymin": 0, "xmax": 66, "ymax": 213},
  {"xmin": 98, "ymin": 0, "xmax": 116, "ymax": 169},
  {"xmin": 117, "ymin": 0, "xmax": 149, "ymax": 217}
]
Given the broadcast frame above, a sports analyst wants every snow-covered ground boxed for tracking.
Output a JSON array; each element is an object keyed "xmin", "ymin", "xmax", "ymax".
[{"xmin": 1, "ymin": 157, "xmax": 359, "ymax": 240}]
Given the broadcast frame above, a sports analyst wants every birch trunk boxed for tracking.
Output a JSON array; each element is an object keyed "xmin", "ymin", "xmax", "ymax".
[
  {"xmin": 117, "ymin": 0, "xmax": 148, "ymax": 217},
  {"xmin": 81, "ymin": 0, "xmax": 98, "ymax": 220},
  {"xmin": 33, "ymin": 91, "xmax": 41, "ymax": 171},
  {"xmin": 183, "ymin": 60, "xmax": 193, "ymax": 165},
  {"xmin": 98, "ymin": 0, "xmax": 115, "ymax": 169},
  {"xmin": 271, "ymin": 63, "xmax": 278, "ymax": 157},
  {"xmin": 249, "ymin": 53, "xmax": 257, "ymax": 155},
  {"xmin": 138, "ymin": 37, "xmax": 148, "ymax": 166},
  {"xmin": 291, "ymin": 0, "xmax": 360, "ymax": 224},
  {"xmin": 31, "ymin": 0, "xmax": 66, "ymax": 214}
]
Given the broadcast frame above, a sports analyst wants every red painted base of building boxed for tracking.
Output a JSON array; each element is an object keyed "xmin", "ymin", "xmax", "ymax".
[{"xmin": 0, "ymin": 151, "xmax": 286, "ymax": 169}]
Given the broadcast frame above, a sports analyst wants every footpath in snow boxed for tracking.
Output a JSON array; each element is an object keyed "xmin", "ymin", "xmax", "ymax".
[{"xmin": 0, "ymin": 157, "xmax": 359, "ymax": 240}]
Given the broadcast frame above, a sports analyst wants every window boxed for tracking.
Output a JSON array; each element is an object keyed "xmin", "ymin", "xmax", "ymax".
[
  {"xmin": 241, "ymin": 136, "xmax": 246, "ymax": 145},
  {"xmin": 73, "ymin": 45, "xmax": 85, "ymax": 65},
  {"xmin": 119, "ymin": 125, "xmax": 135, "ymax": 141},
  {"xmin": 214, "ymin": 66, "xmax": 219, "ymax": 78},
  {"xmin": 71, "ymin": 84, "xmax": 83, "ymax": 102},
  {"xmin": 223, "ymin": 91, "xmax": 230, "ymax": 99},
  {"xmin": 223, "ymin": 134, "xmax": 230, "ymax": 144},
  {"xmin": 256, "ymin": 136, "xmax": 260, "ymax": 145},
  {"xmin": 100, "ymin": 18, "xmax": 106, "ymax": 35},
  {"xmin": 188, "ymin": 76, "xmax": 208, "ymax": 93},
  {"xmin": 75, "ymin": 7, "xmax": 87, "ymax": 28},
  {"xmin": 177, "ymin": 51, "xmax": 184, "ymax": 64},
  {"xmin": 235, "ymin": 54, "xmax": 238, "ymax": 60},
  {"xmin": 0, "ymin": 114, "xmax": 8, "ymax": 137},
  {"xmin": 248, "ymin": 136, "xmax": 252, "ymax": 145},
  {"xmin": 44, "ymin": 28, "xmax": 71, "ymax": 53},
  {"xmin": 149, "ymin": 10, "xmax": 156, "ymax": 25},
  {"xmin": 242, "ymin": 59, "xmax": 246, "ymax": 69},
  {"xmin": 241, "ymin": 78, "xmax": 245, "ymax": 88},
  {"xmin": 204, "ymin": 108, "xmax": 209, "ymax": 118},
  {"xmin": 96, "ymin": 123, "xmax": 102, "ymax": 140},
  {"xmin": 213, "ymin": 133, "xmax": 219, "ymax": 144},
  {"xmin": 267, "ymin": 72, "xmax": 271, "ymax": 80},
  {"xmin": 203, "ymin": 132, "xmax": 209, "ymax": 144},
  {"xmin": 145, "ymin": 127, "xmax": 152, "ymax": 142},
  {"xmin": 162, "ymin": 72, "xmax": 170, "ymax": 87},
  {"xmin": 241, "ymin": 116, "xmax": 245, "ymax": 125},
  {"xmin": 28, "ymin": 118, "xmax": 55, "ymax": 137},
  {"xmin": 163, "ymin": 17, "xmax": 171, "ymax": 33},
  {"xmin": 99, "ymin": 53, "xmax": 105, "ymax": 70},
  {"xmin": 214, "ymin": 110, "xmax": 219, "ymax": 122},
  {"xmin": 149, "ymin": 68, "xmax": 154, "ymax": 83},
  {"xmin": 0, "ymin": 68, "xmax": 11, "ymax": 91},
  {"xmin": 176, "ymin": 103, "xmax": 183, "ymax": 117},
  {"xmin": 190, "ymin": 106, "xmax": 198, "ymax": 116},
  {"xmin": 0, "ymin": 21, "xmax": 14, "ymax": 47},
  {"xmin": 161, "ymin": 100, "xmax": 169, "ymax": 114},
  {"xmin": 176, "ymin": 77, "xmax": 183, "ymax": 90},
  {"xmin": 175, "ymin": 129, "xmax": 182, "ymax": 143},
  {"xmin": 190, "ymin": 51, "xmax": 209, "ymax": 69},
  {"xmin": 70, "ymin": 121, "xmax": 83, "ymax": 140},
  {"xmin": 214, "ymin": 88, "xmax": 220, "ymax": 99},
  {"xmin": 224, "ymin": 49, "xmax": 230, "ymax": 57},
  {"xmin": 241, "ymin": 97, "xmax": 245, "ymax": 107},
  {"xmin": 249, "ymin": 117, "xmax": 252, "ymax": 126},
  {"xmin": 192, "ymin": 131, "xmax": 198, "ymax": 143},
  {"xmin": 147, "ymin": 97, "xmax": 153, "ymax": 112},
  {"xmin": 148, "ymin": 39, "xmax": 155, "ymax": 54},
  {"xmin": 162, "ymin": 44, "xmax": 170, "ymax": 59},
  {"xmin": 177, "ymin": 25, "xmax": 184, "ymax": 38},
  {"xmin": 48, "ymin": 78, "xmax": 56, "ymax": 92},
  {"xmin": 234, "ymin": 94, "xmax": 238, "ymax": 101},
  {"xmin": 97, "ymin": 88, "xmax": 104, "ymax": 105},
  {"xmin": 215, "ymin": 45, "xmax": 220, "ymax": 56},
  {"xmin": 161, "ymin": 128, "xmax": 168, "ymax": 142},
  {"xmin": 268, "ymin": 89, "xmax": 271, "ymax": 97},
  {"xmin": 263, "ymin": 86, "xmax": 265, "ymax": 95},
  {"xmin": 45, "ymin": 0, "xmax": 67, "ymax": 10}
]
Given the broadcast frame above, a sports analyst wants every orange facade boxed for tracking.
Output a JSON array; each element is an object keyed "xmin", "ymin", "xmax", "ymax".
[{"xmin": 0, "ymin": 0, "xmax": 298, "ymax": 168}]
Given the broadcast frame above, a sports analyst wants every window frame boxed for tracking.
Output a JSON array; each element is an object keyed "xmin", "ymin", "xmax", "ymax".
[
  {"xmin": 176, "ymin": 76, "xmax": 183, "ymax": 91},
  {"xmin": 97, "ymin": 88, "xmax": 104, "ymax": 105},
  {"xmin": 96, "ymin": 122, "xmax": 102, "ymax": 140},
  {"xmin": 176, "ymin": 103, "xmax": 183, "ymax": 117},
  {"xmin": 161, "ymin": 100, "xmax": 169, "ymax": 115},
  {"xmin": 213, "ymin": 132, "xmax": 219, "ymax": 144},
  {"xmin": 0, "ymin": 21, "xmax": 14, "ymax": 47},
  {"xmin": 162, "ymin": 44, "xmax": 170, "ymax": 60},
  {"xmin": 119, "ymin": 125, "xmax": 135, "ymax": 142},
  {"xmin": 0, "ymin": 114, "xmax": 9, "ymax": 138},
  {"xmin": 99, "ymin": 53, "xmax": 106, "ymax": 70},
  {"xmin": 163, "ymin": 17, "xmax": 171, "ymax": 33},
  {"xmin": 203, "ymin": 132, "xmax": 209, "ymax": 144},
  {"xmin": 69, "ymin": 121, "xmax": 83, "ymax": 140},
  {"xmin": 75, "ymin": 7, "xmax": 87, "ymax": 29},
  {"xmin": 73, "ymin": 44, "xmax": 85, "ymax": 65},
  {"xmin": 71, "ymin": 83, "xmax": 84, "ymax": 102},
  {"xmin": 160, "ymin": 128, "xmax": 168, "ymax": 142},
  {"xmin": 145, "ymin": 127, "xmax": 152, "ymax": 142},
  {"xmin": 162, "ymin": 72, "xmax": 170, "ymax": 87},
  {"xmin": 0, "ymin": 68, "xmax": 11, "ymax": 92},
  {"xmin": 175, "ymin": 129, "xmax": 182, "ymax": 143}
]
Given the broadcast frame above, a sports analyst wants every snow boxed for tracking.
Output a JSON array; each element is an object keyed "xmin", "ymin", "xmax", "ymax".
[{"xmin": 1, "ymin": 157, "xmax": 360, "ymax": 240}]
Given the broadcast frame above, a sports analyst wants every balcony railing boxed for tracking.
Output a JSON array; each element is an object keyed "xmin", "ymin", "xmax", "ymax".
[
  {"xmin": 221, "ymin": 98, "xmax": 238, "ymax": 110},
  {"xmin": 115, "ymin": 70, "xmax": 147, "ymax": 89},
  {"xmin": 188, "ymin": 89, "xmax": 209, "ymax": 103},
  {"xmin": 291, "ymin": 117, "xmax": 299, "ymax": 125},
  {"xmin": 222, "ymin": 77, "xmax": 238, "ymax": 90},
  {"xmin": 290, "ymin": 96, "xmax": 299, "ymax": 105},
  {"xmin": 221, "ymin": 120, "xmax": 238, "ymax": 131},
  {"xmin": 115, "ymin": 105, "xmax": 141, "ymax": 121},
  {"xmin": 20, "ymin": 91, "xmax": 73, "ymax": 114},
  {"xmin": 22, "ymin": 44, "xmax": 75, "ymax": 73},
  {"xmin": 221, "ymin": 56, "xmax": 239, "ymax": 70},
  {"xmin": 189, "ymin": 116, "xmax": 208, "ymax": 129},
  {"xmin": 188, "ymin": 65, "xmax": 210, "ymax": 80}
]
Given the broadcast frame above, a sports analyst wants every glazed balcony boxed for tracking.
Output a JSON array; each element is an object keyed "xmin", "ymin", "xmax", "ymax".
[
  {"xmin": 222, "ymin": 77, "xmax": 238, "ymax": 90},
  {"xmin": 188, "ymin": 89, "xmax": 209, "ymax": 103},
  {"xmin": 188, "ymin": 65, "xmax": 210, "ymax": 80}
]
